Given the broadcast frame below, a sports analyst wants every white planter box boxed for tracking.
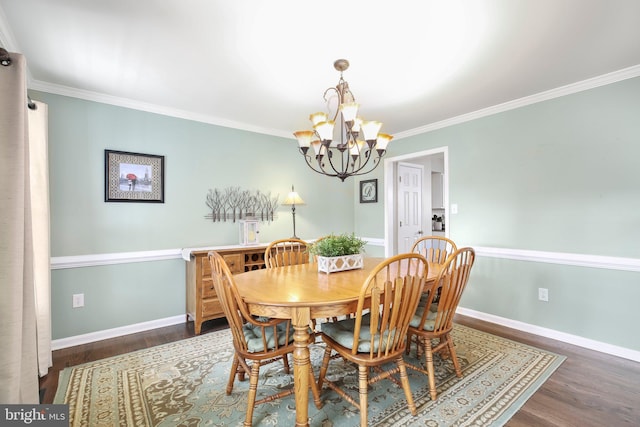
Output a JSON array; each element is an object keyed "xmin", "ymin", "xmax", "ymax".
[{"xmin": 317, "ymin": 254, "xmax": 364, "ymax": 274}]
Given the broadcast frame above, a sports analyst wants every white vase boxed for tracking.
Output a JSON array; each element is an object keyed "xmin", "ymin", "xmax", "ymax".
[{"xmin": 316, "ymin": 254, "xmax": 364, "ymax": 274}]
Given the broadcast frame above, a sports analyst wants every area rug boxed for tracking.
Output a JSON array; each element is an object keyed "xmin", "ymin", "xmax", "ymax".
[{"xmin": 54, "ymin": 324, "xmax": 565, "ymax": 426}]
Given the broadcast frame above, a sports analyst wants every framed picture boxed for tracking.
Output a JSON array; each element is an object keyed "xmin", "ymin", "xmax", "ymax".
[
  {"xmin": 359, "ymin": 179, "xmax": 378, "ymax": 203},
  {"xmin": 104, "ymin": 150, "xmax": 165, "ymax": 203}
]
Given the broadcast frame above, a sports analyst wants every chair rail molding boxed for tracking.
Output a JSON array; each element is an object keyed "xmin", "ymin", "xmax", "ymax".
[
  {"xmin": 51, "ymin": 249, "xmax": 183, "ymax": 269},
  {"xmin": 362, "ymin": 237, "xmax": 385, "ymax": 247},
  {"xmin": 51, "ymin": 244, "xmax": 640, "ymax": 273},
  {"xmin": 473, "ymin": 246, "xmax": 640, "ymax": 272}
]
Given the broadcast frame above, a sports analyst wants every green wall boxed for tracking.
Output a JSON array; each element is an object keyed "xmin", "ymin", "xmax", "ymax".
[
  {"xmin": 40, "ymin": 92, "xmax": 356, "ymax": 254},
  {"xmin": 467, "ymin": 257, "xmax": 640, "ymax": 348},
  {"xmin": 38, "ymin": 91, "xmax": 359, "ymax": 339},
  {"xmin": 371, "ymin": 76, "xmax": 640, "ymax": 351},
  {"xmin": 51, "ymin": 260, "xmax": 185, "ymax": 337},
  {"xmin": 40, "ymin": 76, "xmax": 640, "ymax": 352}
]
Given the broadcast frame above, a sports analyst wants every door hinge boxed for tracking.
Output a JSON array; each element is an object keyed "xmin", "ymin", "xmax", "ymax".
[{"xmin": 399, "ymin": 221, "xmax": 402, "ymax": 227}]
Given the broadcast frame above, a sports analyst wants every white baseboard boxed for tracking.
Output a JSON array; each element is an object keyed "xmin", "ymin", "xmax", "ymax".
[
  {"xmin": 51, "ymin": 315, "xmax": 186, "ymax": 350},
  {"xmin": 457, "ymin": 307, "xmax": 640, "ymax": 362},
  {"xmin": 52, "ymin": 309, "xmax": 640, "ymax": 363}
]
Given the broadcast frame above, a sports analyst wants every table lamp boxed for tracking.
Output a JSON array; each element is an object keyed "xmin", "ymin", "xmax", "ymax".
[{"xmin": 282, "ymin": 185, "xmax": 304, "ymax": 239}]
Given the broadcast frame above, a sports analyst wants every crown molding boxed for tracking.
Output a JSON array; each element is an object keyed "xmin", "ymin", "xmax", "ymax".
[
  {"xmin": 394, "ymin": 64, "xmax": 640, "ymax": 140},
  {"xmin": 28, "ymin": 79, "xmax": 293, "ymax": 139},
  {"xmin": 23, "ymin": 57, "xmax": 640, "ymax": 142}
]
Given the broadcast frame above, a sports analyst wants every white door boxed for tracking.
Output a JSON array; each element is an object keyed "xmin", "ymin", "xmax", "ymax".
[{"xmin": 397, "ymin": 163, "xmax": 423, "ymax": 253}]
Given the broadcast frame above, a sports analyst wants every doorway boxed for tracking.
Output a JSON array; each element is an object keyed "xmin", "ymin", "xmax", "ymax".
[
  {"xmin": 383, "ymin": 147, "xmax": 449, "ymax": 256},
  {"xmin": 397, "ymin": 162, "xmax": 424, "ymax": 253}
]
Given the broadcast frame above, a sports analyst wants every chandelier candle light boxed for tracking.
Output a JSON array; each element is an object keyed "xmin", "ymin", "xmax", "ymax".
[
  {"xmin": 282, "ymin": 185, "xmax": 304, "ymax": 239},
  {"xmin": 294, "ymin": 59, "xmax": 393, "ymax": 181}
]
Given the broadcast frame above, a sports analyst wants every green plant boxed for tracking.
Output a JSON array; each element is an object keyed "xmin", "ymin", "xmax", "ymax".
[{"xmin": 308, "ymin": 233, "xmax": 366, "ymax": 257}]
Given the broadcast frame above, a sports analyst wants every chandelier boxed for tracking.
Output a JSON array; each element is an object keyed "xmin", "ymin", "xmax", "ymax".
[{"xmin": 293, "ymin": 59, "xmax": 393, "ymax": 182}]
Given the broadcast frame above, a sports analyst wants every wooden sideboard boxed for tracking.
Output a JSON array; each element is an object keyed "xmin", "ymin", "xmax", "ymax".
[{"xmin": 186, "ymin": 244, "xmax": 268, "ymax": 334}]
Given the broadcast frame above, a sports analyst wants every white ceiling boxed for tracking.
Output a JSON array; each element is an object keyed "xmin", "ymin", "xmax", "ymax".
[{"xmin": 2, "ymin": 0, "xmax": 640, "ymax": 140}]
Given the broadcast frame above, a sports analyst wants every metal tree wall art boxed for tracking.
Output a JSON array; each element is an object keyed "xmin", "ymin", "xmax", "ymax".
[{"xmin": 205, "ymin": 187, "xmax": 279, "ymax": 222}]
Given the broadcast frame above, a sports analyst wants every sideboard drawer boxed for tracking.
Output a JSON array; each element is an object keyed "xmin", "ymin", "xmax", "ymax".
[
  {"xmin": 202, "ymin": 298, "xmax": 223, "ymax": 317},
  {"xmin": 222, "ymin": 254, "xmax": 244, "ymax": 274},
  {"xmin": 200, "ymin": 257, "xmax": 212, "ymax": 277},
  {"xmin": 202, "ymin": 279, "xmax": 216, "ymax": 299}
]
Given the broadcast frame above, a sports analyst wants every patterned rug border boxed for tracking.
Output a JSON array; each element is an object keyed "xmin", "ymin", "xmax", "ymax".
[
  {"xmin": 442, "ymin": 324, "xmax": 566, "ymax": 426},
  {"xmin": 54, "ymin": 323, "xmax": 566, "ymax": 426}
]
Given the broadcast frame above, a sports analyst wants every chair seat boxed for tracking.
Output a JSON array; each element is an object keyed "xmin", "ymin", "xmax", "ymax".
[
  {"xmin": 243, "ymin": 321, "xmax": 294, "ymax": 352},
  {"xmin": 321, "ymin": 314, "xmax": 400, "ymax": 353},
  {"xmin": 409, "ymin": 303, "xmax": 438, "ymax": 331},
  {"xmin": 417, "ymin": 293, "xmax": 439, "ymax": 309}
]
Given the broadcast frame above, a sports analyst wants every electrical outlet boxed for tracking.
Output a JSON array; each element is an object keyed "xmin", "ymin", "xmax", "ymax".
[
  {"xmin": 72, "ymin": 293, "xmax": 84, "ymax": 308},
  {"xmin": 538, "ymin": 288, "xmax": 549, "ymax": 302}
]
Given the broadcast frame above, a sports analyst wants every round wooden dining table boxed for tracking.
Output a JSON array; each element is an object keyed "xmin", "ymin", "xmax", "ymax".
[{"xmin": 233, "ymin": 257, "xmax": 441, "ymax": 427}]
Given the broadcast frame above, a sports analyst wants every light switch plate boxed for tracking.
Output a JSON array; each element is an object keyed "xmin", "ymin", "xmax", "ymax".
[
  {"xmin": 72, "ymin": 293, "xmax": 84, "ymax": 308},
  {"xmin": 538, "ymin": 288, "xmax": 549, "ymax": 302},
  {"xmin": 451, "ymin": 204, "xmax": 458, "ymax": 214}
]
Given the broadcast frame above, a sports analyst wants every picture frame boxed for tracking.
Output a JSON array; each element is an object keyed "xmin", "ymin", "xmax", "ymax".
[
  {"xmin": 104, "ymin": 150, "xmax": 165, "ymax": 203},
  {"xmin": 359, "ymin": 179, "xmax": 378, "ymax": 203}
]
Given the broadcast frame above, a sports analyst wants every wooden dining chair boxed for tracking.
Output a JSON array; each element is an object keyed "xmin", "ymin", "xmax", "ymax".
[
  {"xmin": 264, "ymin": 238, "xmax": 310, "ymax": 268},
  {"xmin": 316, "ymin": 253, "xmax": 430, "ymax": 427},
  {"xmin": 405, "ymin": 247, "xmax": 476, "ymax": 401},
  {"xmin": 410, "ymin": 235, "xmax": 457, "ymax": 264},
  {"xmin": 264, "ymin": 237, "xmax": 337, "ymax": 339},
  {"xmin": 411, "ymin": 236, "xmax": 458, "ymax": 312},
  {"xmin": 208, "ymin": 251, "xmax": 321, "ymax": 426}
]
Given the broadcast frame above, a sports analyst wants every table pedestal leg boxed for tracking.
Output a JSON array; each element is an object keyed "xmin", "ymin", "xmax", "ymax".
[{"xmin": 292, "ymin": 307, "xmax": 311, "ymax": 427}]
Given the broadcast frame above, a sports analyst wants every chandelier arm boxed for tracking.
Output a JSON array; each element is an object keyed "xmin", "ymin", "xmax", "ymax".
[
  {"xmin": 346, "ymin": 155, "xmax": 384, "ymax": 178},
  {"xmin": 322, "ymin": 86, "xmax": 341, "ymax": 122},
  {"xmin": 298, "ymin": 146, "xmax": 383, "ymax": 182},
  {"xmin": 349, "ymin": 151, "xmax": 372, "ymax": 175},
  {"xmin": 299, "ymin": 149, "xmax": 342, "ymax": 179},
  {"xmin": 321, "ymin": 147, "xmax": 347, "ymax": 178},
  {"xmin": 347, "ymin": 149, "xmax": 383, "ymax": 176}
]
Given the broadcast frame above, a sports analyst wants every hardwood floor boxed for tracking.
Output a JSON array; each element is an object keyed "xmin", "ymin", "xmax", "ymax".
[{"xmin": 40, "ymin": 315, "xmax": 640, "ymax": 426}]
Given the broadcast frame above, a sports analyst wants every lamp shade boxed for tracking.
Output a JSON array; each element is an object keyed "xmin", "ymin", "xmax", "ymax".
[
  {"xmin": 309, "ymin": 112, "xmax": 328, "ymax": 126},
  {"xmin": 376, "ymin": 133, "xmax": 393, "ymax": 150},
  {"xmin": 293, "ymin": 130, "xmax": 314, "ymax": 148},
  {"xmin": 314, "ymin": 120, "xmax": 335, "ymax": 142},
  {"xmin": 339, "ymin": 102, "xmax": 359, "ymax": 122},
  {"xmin": 361, "ymin": 120, "xmax": 382, "ymax": 141},
  {"xmin": 283, "ymin": 187, "xmax": 304, "ymax": 205}
]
